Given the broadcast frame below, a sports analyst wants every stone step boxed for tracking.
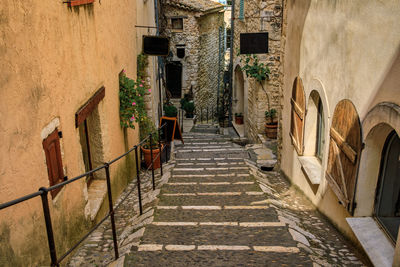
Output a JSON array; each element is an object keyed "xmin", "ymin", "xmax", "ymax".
[
  {"xmin": 162, "ymin": 184, "xmax": 261, "ymax": 193},
  {"xmin": 175, "ymin": 151, "xmax": 249, "ymax": 159},
  {"xmin": 157, "ymin": 194, "xmax": 266, "ymax": 206},
  {"xmin": 124, "ymin": 250, "xmax": 311, "ymax": 266},
  {"xmin": 168, "ymin": 175, "xmax": 253, "ymax": 183},
  {"xmin": 139, "ymin": 225, "xmax": 296, "ymax": 247},
  {"xmin": 175, "ymin": 158, "xmax": 245, "ymax": 163},
  {"xmin": 154, "ymin": 208, "xmax": 279, "ymax": 223},
  {"xmin": 174, "ymin": 162, "xmax": 247, "ymax": 167}
]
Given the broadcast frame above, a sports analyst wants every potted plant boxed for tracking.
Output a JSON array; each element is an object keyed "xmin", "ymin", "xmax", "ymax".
[
  {"xmin": 164, "ymin": 102, "xmax": 178, "ymax": 117},
  {"xmin": 139, "ymin": 117, "xmax": 163, "ymax": 170},
  {"xmin": 265, "ymin": 109, "xmax": 278, "ymax": 139},
  {"xmin": 240, "ymin": 54, "xmax": 277, "ymax": 139},
  {"xmin": 234, "ymin": 112, "xmax": 244, "ymax": 124},
  {"xmin": 183, "ymin": 101, "xmax": 195, "ymax": 118}
]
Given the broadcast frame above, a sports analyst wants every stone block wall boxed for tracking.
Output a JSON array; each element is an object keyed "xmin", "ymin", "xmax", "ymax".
[
  {"xmin": 197, "ymin": 12, "xmax": 225, "ymax": 110},
  {"xmin": 233, "ymin": 0, "xmax": 283, "ymax": 141}
]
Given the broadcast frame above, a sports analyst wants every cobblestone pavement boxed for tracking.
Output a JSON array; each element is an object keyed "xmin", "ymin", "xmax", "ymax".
[
  {"xmin": 120, "ymin": 127, "xmax": 370, "ymax": 267},
  {"xmin": 67, "ymin": 160, "xmax": 174, "ymax": 267}
]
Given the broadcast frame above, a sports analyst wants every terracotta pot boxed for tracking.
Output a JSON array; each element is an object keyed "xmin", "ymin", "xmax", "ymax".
[
  {"xmin": 141, "ymin": 145, "xmax": 163, "ymax": 170},
  {"xmin": 235, "ymin": 116, "xmax": 244, "ymax": 125},
  {"xmin": 265, "ymin": 123, "xmax": 278, "ymax": 139}
]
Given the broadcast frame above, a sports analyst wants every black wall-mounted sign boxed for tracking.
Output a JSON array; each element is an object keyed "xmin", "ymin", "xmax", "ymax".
[
  {"xmin": 240, "ymin": 32, "xmax": 269, "ymax": 54},
  {"xmin": 143, "ymin": 36, "xmax": 169, "ymax": 56}
]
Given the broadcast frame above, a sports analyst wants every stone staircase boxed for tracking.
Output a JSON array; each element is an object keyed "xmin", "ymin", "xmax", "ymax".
[{"xmin": 123, "ymin": 127, "xmax": 312, "ymax": 266}]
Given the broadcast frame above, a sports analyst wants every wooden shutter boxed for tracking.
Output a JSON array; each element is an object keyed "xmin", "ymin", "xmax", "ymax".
[
  {"xmin": 325, "ymin": 100, "xmax": 362, "ymax": 212},
  {"xmin": 290, "ymin": 77, "xmax": 306, "ymax": 155},
  {"xmin": 42, "ymin": 129, "xmax": 64, "ymax": 198}
]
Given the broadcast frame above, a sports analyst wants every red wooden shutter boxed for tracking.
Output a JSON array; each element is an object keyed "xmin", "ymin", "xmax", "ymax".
[
  {"xmin": 325, "ymin": 100, "xmax": 362, "ymax": 212},
  {"xmin": 42, "ymin": 129, "xmax": 64, "ymax": 198},
  {"xmin": 290, "ymin": 77, "xmax": 306, "ymax": 155}
]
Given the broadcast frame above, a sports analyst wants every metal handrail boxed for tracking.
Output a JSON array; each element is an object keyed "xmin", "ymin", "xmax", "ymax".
[{"xmin": 0, "ymin": 122, "xmax": 169, "ymax": 267}]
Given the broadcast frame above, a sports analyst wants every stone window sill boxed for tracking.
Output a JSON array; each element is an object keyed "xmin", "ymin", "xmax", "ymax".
[
  {"xmin": 298, "ymin": 156, "xmax": 322, "ymax": 185},
  {"xmin": 347, "ymin": 217, "xmax": 394, "ymax": 267},
  {"xmin": 66, "ymin": 0, "xmax": 95, "ymax": 7}
]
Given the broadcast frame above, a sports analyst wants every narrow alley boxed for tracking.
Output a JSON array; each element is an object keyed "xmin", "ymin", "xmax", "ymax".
[{"xmin": 69, "ymin": 125, "xmax": 367, "ymax": 266}]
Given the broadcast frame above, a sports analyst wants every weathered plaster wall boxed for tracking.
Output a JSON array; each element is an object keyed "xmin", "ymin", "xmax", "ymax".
[
  {"xmin": 197, "ymin": 11, "xmax": 224, "ymax": 109},
  {"xmin": 280, "ymin": 0, "xmax": 400, "ymax": 244},
  {"xmin": 232, "ymin": 0, "xmax": 282, "ymax": 141},
  {"xmin": 0, "ymin": 0, "xmax": 140, "ymax": 265}
]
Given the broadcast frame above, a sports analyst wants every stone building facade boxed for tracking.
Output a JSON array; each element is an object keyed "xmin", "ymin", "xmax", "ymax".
[
  {"xmin": 161, "ymin": 0, "xmax": 224, "ymax": 109},
  {"xmin": 0, "ymin": 0, "xmax": 150, "ymax": 265},
  {"xmin": 280, "ymin": 1, "xmax": 400, "ymax": 266},
  {"xmin": 232, "ymin": 0, "xmax": 283, "ymax": 141}
]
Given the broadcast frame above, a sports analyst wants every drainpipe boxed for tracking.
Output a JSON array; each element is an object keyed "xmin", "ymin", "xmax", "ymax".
[
  {"xmin": 154, "ymin": 0, "xmax": 163, "ymax": 122},
  {"xmin": 228, "ymin": 0, "xmax": 236, "ymax": 127}
]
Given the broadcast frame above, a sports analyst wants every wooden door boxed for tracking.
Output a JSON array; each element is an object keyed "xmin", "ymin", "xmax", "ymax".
[
  {"xmin": 325, "ymin": 100, "xmax": 362, "ymax": 212},
  {"xmin": 290, "ymin": 77, "xmax": 306, "ymax": 155}
]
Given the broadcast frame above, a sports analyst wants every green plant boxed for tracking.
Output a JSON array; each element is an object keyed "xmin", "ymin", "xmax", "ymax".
[
  {"xmin": 139, "ymin": 117, "xmax": 159, "ymax": 149},
  {"xmin": 164, "ymin": 103, "xmax": 178, "ymax": 117},
  {"xmin": 235, "ymin": 112, "xmax": 243, "ymax": 117},
  {"xmin": 240, "ymin": 54, "xmax": 274, "ymax": 120},
  {"xmin": 183, "ymin": 101, "xmax": 195, "ymax": 113},
  {"xmin": 265, "ymin": 109, "xmax": 277, "ymax": 124},
  {"xmin": 119, "ymin": 71, "xmax": 147, "ymax": 129},
  {"xmin": 240, "ymin": 54, "xmax": 270, "ymax": 82},
  {"xmin": 180, "ymin": 93, "xmax": 192, "ymax": 109}
]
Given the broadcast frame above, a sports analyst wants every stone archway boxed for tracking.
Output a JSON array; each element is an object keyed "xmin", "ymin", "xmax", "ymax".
[{"xmin": 354, "ymin": 102, "xmax": 400, "ymax": 217}]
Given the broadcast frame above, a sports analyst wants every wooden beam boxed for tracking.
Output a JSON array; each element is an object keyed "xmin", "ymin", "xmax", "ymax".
[
  {"xmin": 75, "ymin": 87, "xmax": 105, "ymax": 128},
  {"xmin": 330, "ymin": 127, "xmax": 357, "ymax": 164},
  {"xmin": 291, "ymin": 98, "xmax": 304, "ymax": 120}
]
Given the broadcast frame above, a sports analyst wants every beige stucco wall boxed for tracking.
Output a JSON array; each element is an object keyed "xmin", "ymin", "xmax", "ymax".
[
  {"xmin": 0, "ymin": 0, "xmax": 141, "ymax": 265},
  {"xmin": 280, "ymin": 0, "xmax": 400, "ymax": 246}
]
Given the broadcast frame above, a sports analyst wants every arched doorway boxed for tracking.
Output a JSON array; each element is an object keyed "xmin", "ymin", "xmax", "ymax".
[
  {"xmin": 375, "ymin": 130, "xmax": 400, "ymax": 242},
  {"xmin": 234, "ymin": 65, "xmax": 244, "ymax": 117}
]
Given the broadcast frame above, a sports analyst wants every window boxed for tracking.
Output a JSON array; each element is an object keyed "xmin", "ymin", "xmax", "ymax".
[
  {"xmin": 76, "ymin": 87, "xmax": 106, "ymax": 185},
  {"xmin": 42, "ymin": 128, "xmax": 64, "ymax": 198},
  {"xmin": 316, "ymin": 99, "xmax": 325, "ymax": 161},
  {"xmin": 375, "ymin": 130, "xmax": 400, "ymax": 243},
  {"xmin": 171, "ymin": 18, "xmax": 183, "ymax": 31}
]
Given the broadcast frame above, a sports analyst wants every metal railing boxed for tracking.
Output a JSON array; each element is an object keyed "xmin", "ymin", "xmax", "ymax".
[
  {"xmin": 0, "ymin": 123, "xmax": 169, "ymax": 267},
  {"xmin": 196, "ymin": 106, "xmax": 217, "ymax": 124}
]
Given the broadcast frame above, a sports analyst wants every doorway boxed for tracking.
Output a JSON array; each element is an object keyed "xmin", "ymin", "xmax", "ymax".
[
  {"xmin": 375, "ymin": 130, "xmax": 400, "ymax": 243},
  {"xmin": 166, "ymin": 62, "xmax": 182, "ymax": 98}
]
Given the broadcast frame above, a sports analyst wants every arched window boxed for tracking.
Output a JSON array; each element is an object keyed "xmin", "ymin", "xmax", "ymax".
[{"xmin": 375, "ymin": 130, "xmax": 400, "ymax": 242}]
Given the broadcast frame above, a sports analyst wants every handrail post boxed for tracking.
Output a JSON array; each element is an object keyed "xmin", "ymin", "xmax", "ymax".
[
  {"xmin": 39, "ymin": 188, "xmax": 59, "ymax": 267},
  {"xmin": 200, "ymin": 109, "xmax": 203, "ymax": 124},
  {"xmin": 158, "ymin": 128, "xmax": 163, "ymax": 177},
  {"xmin": 134, "ymin": 146, "xmax": 143, "ymax": 215},
  {"xmin": 105, "ymin": 163, "xmax": 119, "ymax": 260},
  {"xmin": 149, "ymin": 133, "xmax": 156, "ymax": 191},
  {"xmin": 207, "ymin": 107, "xmax": 209, "ymax": 124}
]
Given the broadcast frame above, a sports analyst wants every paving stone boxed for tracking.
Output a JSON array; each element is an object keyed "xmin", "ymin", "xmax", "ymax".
[{"xmin": 69, "ymin": 130, "xmax": 368, "ymax": 267}]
